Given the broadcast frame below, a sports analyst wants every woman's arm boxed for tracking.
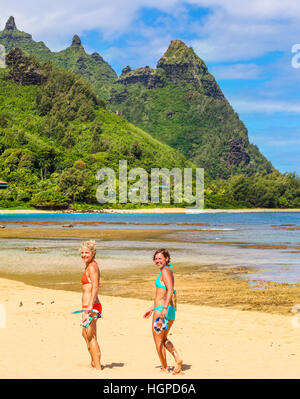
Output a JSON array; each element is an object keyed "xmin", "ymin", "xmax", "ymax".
[
  {"xmin": 86, "ymin": 263, "xmax": 100, "ymax": 310},
  {"xmin": 143, "ymin": 304, "xmax": 154, "ymax": 318}
]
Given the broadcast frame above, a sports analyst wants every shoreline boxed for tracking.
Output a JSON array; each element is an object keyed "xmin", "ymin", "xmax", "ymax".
[
  {"xmin": 0, "ymin": 254, "xmax": 298, "ymax": 316},
  {"xmin": 0, "ymin": 207, "xmax": 299, "ymax": 214},
  {"xmin": 1, "ymin": 277, "xmax": 299, "ymax": 378}
]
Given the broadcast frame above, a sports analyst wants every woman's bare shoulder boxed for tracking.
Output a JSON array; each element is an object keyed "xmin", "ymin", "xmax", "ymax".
[
  {"xmin": 161, "ymin": 265, "xmax": 173, "ymax": 275},
  {"xmin": 87, "ymin": 260, "xmax": 100, "ymax": 273},
  {"xmin": 161, "ymin": 266, "xmax": 174, "ymax": 281}
]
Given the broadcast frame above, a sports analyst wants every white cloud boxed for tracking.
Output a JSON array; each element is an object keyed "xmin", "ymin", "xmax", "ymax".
[
  {"xmin": 0, "ymin": 1, "xmax": 166, "ymax": 49},
  {"xmin": 177, "ymin": 0, "xmax": 300, "ymax": 62},
  {"xmin": 103, "ymin": 35, "xmax": 172, "ymax": 73},
  {"xmin": 188, "ymin": 11, "xmax": 299, "ymax": 62},
  {"xmin": 1, "ymin": 0, "xmax": 300, "ymax": 62},
  {"xmin": 230, "ymin": 99, "xmax": 300, "ymax": 114},
  {"xmin": 249, "ymin": 130, "xmax": 300, "ymax": 147},
  {"xmin": 186, "ymin": 0, "xmax": 300, "ymax": 20},
  {"xmin": 266, "ymin": 138, "xmax": 300, "ymax": 146},
  {"xmin": 211, "ymin": 63, "xmax": 263, "ymax": 80},
  {"xmin": 0, "ymin": 0, "xmax": 183, "ymax": 37}
]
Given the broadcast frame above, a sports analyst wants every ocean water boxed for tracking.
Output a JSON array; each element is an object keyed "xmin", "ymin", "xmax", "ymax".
[{"xmin": 0, "ymin": 212, "xmax": 299, "ymax": 284}]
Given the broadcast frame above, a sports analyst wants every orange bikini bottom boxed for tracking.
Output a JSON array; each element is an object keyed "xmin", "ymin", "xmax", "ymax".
[{"xmin": 82, "ymin": 302, "xmax": 102, "ymax": 313}]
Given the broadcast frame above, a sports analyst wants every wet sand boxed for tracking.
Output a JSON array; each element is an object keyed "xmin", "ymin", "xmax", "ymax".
[
  {"xmin": 0, "ymin": 227, "xmax": 299, "ymax": 315},
  {"xmin": 0, "ymin": 227, "xmax": 175, "ymax": 240},
  {"xmin": 2, "ymin": 263, "xmax": 298, "ymax": 316},
  {"xmin": 0, "ymin": 278, "xmax": 299, "ymax": 379}
]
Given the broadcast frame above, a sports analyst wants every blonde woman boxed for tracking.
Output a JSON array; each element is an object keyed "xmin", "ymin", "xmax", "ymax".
[
  {"xmin": 80, "ymin": 240, "xmax": 102, "ymax": 370},
  {"xmin": 143, "ymin": 249, "xmax": 182, "ymax": 374}
]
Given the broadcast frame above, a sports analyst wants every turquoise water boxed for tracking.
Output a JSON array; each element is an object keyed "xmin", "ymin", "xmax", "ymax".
[{"xmin": 0, "ymin": 212, "xmax": 299, "ymax": 284}]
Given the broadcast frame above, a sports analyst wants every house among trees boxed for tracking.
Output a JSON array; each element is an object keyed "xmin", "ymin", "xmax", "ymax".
[{"xmin": 0, "ymin": 180, "xmax": 8, "ymax": 189}]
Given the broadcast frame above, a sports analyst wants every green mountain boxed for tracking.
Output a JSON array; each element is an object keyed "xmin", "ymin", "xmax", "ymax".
[
  {"xmin": 1, "ymin": 17, "xmax": 273, "ymax": 179},
  {"xmin": 0, "ymin": 17, "xmax": 117, "ymax": 99},
  {"xmin": 0, "ymin": 19, "xmax": 298, "ymax": 209},
  {"xmin": 0, "ymin": 48, "xmax": 192, "ymax": 209},
  {"xmin": 52, "ymin": 35, "xmax": 117, "ymax": 100},
  {"xmin": 0, "ymin": 16, "xmax": 52, "ymax": 61},
  {"xmin": 108, "ymin": 40, "xmax": 273, "ymax": 178}
]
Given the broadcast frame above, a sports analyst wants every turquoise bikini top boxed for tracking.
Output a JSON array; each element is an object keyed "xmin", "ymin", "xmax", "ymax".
[{"xmin": 155, "ymin": 264, "xmax": 176, "ymax": 294}]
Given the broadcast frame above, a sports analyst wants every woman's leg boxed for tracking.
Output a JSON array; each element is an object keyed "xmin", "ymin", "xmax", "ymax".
[
  {"xmin": 85, "ymin": 319, "xmax": 101, "ymax": 369},
  {"xmin": 82, "ymin": 327, "xmax": 93, "ymax": 363},
  {"xmin": 152, "ymin": 311, "xmax": 168, "ymax": 372},
  {"xmin": 163, "ymin": 320, "xmax": 183, "ymax": 374}
]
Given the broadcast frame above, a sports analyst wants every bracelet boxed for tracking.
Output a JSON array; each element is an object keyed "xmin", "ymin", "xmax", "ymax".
[{"xmin": 163, "ymin": 307, "xmax": 167, "ymax": 309}]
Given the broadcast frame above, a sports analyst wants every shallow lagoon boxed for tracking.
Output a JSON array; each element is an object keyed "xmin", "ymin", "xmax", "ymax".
[{"xmin": 0, "ymin": 212, "xmax": 299, "ymax": 284}]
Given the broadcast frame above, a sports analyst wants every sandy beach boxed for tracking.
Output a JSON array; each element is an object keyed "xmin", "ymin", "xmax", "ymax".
[{"xmin": 0, "ymin": 278, "xmax": 299, "ymax": 379}]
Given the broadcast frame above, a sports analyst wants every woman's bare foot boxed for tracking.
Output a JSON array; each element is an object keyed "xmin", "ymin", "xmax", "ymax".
[
  {"xmin": 172, "ymin": 359, "xmax": 183, "ymax": 375},
  {"xmin": 91, "ymin": 361, "xmax": 101, "ymax": 370},
  {"xmin": 160, "ymin": 367, "xmax": 170, "ymax": 374}
]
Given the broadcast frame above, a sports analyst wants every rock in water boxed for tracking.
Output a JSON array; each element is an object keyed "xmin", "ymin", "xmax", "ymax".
[{"xmin": 24, "ymin": 247, "xmax": 41, "ymax": 252}]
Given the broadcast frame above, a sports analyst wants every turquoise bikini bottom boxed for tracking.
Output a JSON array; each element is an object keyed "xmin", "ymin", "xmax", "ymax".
[{"xmin": 154, "ymin": 305, "xmax": 176, "ymax": 321}]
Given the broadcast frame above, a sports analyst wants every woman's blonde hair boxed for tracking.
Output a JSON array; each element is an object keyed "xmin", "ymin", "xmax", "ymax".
[{"xmin": 80, "ymin": 240, "xmax": 96, "ymax": 256}]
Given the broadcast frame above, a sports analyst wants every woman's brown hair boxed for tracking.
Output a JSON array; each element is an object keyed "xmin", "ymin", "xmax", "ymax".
[{"xmin": 153, "ymin": 248, "xmax": 171, "ymax": 262}]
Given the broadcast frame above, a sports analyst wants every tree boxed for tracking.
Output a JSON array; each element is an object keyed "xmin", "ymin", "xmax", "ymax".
[{"xmin": 58, "ymin": 166, "xmax": 92, "ymax": 202}]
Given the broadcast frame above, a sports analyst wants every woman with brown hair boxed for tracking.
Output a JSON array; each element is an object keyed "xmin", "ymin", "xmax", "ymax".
[{"xmin": 143, "ymin": 248, "xmax": 182, "ymax": 374}]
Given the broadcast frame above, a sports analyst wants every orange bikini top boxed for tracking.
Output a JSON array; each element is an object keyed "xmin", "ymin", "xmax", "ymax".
[
  {"xmin": 81, "ymin": 262, "xmax": 99, "ymax": 284},
  {"xmin": 81, "ymin": 269, "xmax": 91, "ymax": 285}
]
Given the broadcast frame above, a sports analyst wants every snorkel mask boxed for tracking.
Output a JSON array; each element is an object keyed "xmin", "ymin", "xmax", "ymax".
[{"xmin": 153, "ymin": 316, "xmax": 169, "ymax": 334}]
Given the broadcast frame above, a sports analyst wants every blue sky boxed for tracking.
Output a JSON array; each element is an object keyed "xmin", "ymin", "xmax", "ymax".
[{"xmin": 1, "ymin": 0, "xmax": 299, "ymax": 174}]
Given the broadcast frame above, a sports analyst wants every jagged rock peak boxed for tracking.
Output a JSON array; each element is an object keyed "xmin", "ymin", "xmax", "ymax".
[
  {"xmin": 71, "ymin": 35, "xmax": 82, "ymax": 47},
  {"xmin": 121, "ymin": 66, "xmax": 131, "ymax": 75},
  {"xmin": 116, "ymin": 66, "xmax": 161, "ymax": 89},
  {"xmin": 5, "ymin": 16, "xmax": 17, "ymax": 31},
  {"xmin": 157, "ymin": 39, "xmax": 195, "ymax": 67},
  {"xmin": 156, "ymin": 39, "xmax": 224, "ymax": 99},
  {"xmin": 168, "ymin": 39, "xmax": 188, "ymax": 51},
  {"xmin": 91, "ymin": 52, "xmax": 104, "ymax": 62}
]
